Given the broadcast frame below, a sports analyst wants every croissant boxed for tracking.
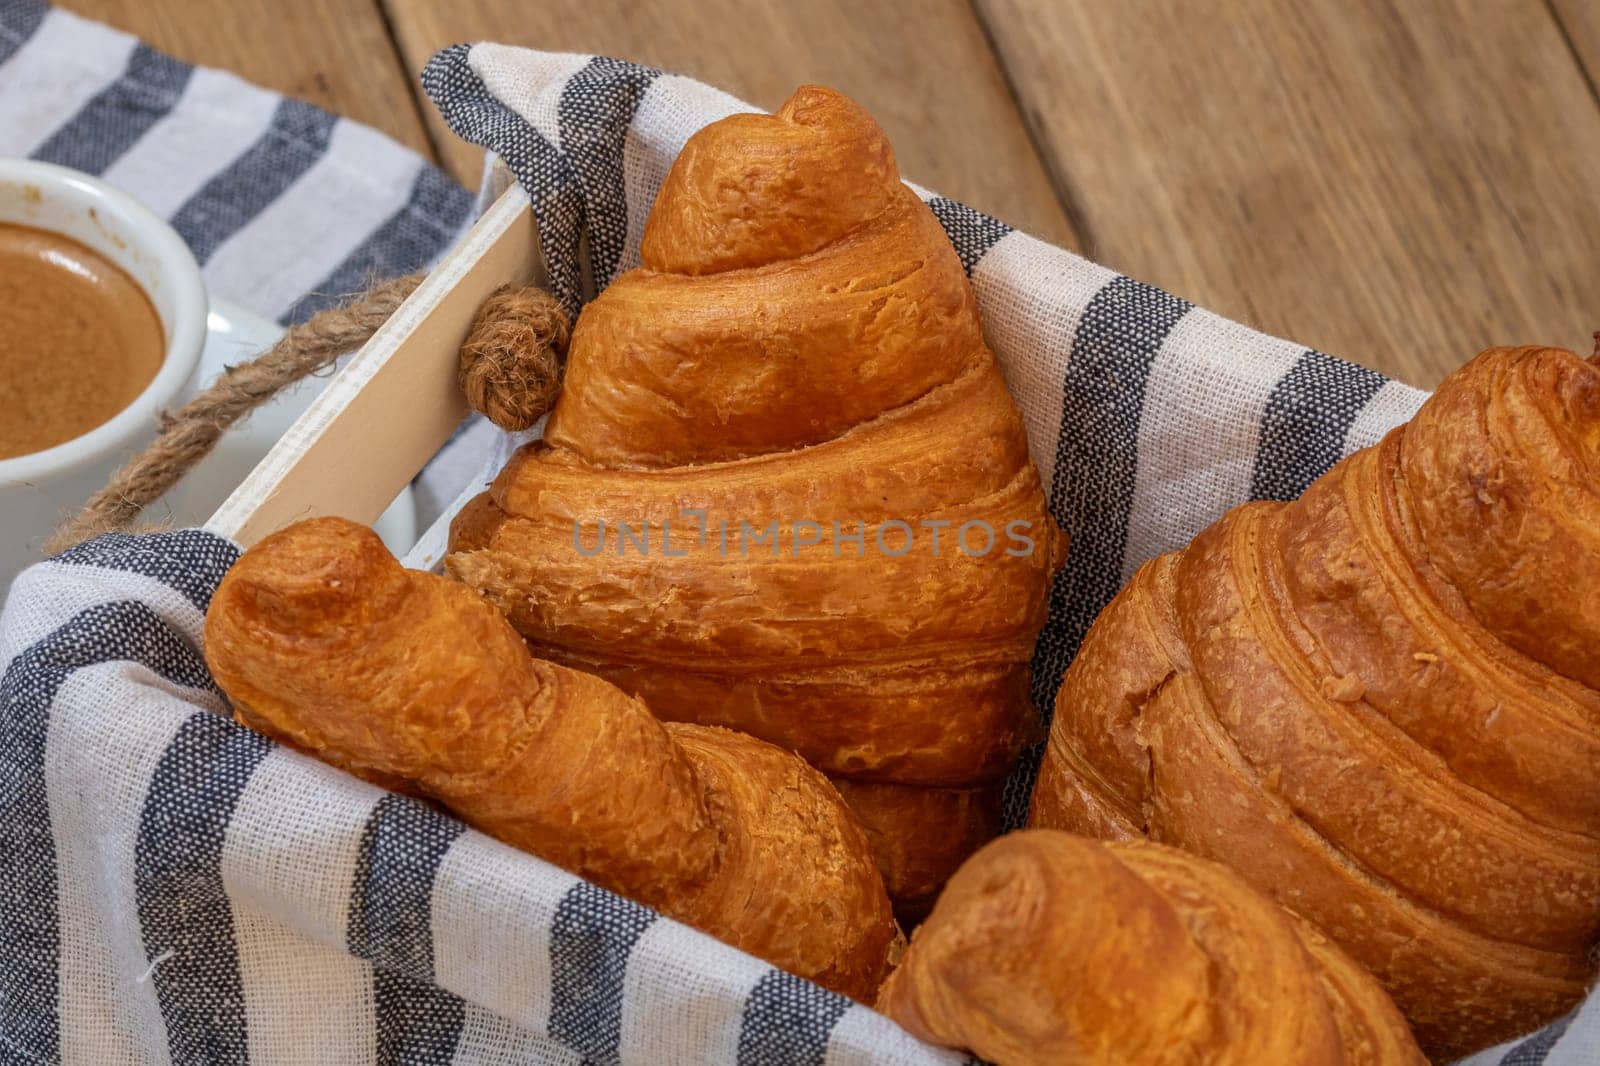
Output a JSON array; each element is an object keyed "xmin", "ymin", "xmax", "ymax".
[
  {"xmin": 203, "ymin": 517, "xmax": 899, "ymax": 1001},
  {"xmin": 446, "ymin": 84, "xmax": 1066, "ymax": 905},
  {"xmin": 878, "ymin": 830, "xmax": 1425, "ymax": 1065},
  {"xmin": 830, "ymin": 779, "xmax": 1004, "ymax": 921},
  {"xmin": 1030, "ymin": 344, "xmax": 1600, "ymax": 1057}
]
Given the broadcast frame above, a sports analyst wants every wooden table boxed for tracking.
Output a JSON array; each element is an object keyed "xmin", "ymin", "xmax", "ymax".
[{"xmin": 63, "ymin": 0, "xmax": 1600, "ymax": 388}]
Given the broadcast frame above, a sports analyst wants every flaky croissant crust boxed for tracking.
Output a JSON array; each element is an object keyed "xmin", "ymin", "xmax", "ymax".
[
  {"xmin": 1031, "ymin": 345, "xmax": 1600, "ymax": 1059},
  {"xmin": 204, "ymin": 518, "xmax": 898, "ymax": 1001},
  {"xmin": 879, "ymin": 830, "xmax": 1425, "ymax": 1066}
]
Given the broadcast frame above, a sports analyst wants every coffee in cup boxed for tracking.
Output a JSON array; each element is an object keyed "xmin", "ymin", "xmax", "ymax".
[
  {"xmin": 0, "ymin": 222, "xmax": 166, "ymax": 459},
  {"xmin": 0, "ymin": 159, "xmax": 208, "ymax": 589}
]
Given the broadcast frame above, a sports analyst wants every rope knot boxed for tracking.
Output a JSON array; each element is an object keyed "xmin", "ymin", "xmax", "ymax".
[
  {"xmin": 47, "ymin": 275, "xmax": 571, "ymax": 556},
  {"xmin": 457, "ymin": 285, "xmax": 569, "ymax": 431}
]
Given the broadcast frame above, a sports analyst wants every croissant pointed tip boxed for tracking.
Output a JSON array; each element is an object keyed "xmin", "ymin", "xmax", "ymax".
[
  {"xmin": 778, "ymin": 83, "xmax": 851, "ymax": 121},
  {"xmin": 216, "ymin": 516, "xmax": 406, "ymax": 635}
]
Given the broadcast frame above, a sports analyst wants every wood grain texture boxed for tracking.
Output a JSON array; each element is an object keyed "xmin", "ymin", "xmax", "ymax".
[
  {"xmin": 381, "ymin": 0, "xmax": 1080, "ymax": 248},
  {"xmin": 977, "ymin": 0, "xmax": 1600, "ymax": 387},
  {"xmin": 61, "ymin": 0, "xmax": 1600, "ymax": 387},
  {"xmin": 57, "ymin": 0, "xmax": 438, "ymax": 161},
  {"xmin": 1551, "ymin": 0, "xmax": 1600, "ymax": 94}
]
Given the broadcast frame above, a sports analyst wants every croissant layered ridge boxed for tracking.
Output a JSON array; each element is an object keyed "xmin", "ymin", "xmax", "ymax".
[
  {"xmin": 1031, "ymin": 345, "xmax": 1600, "ymax": 1059},
  {"xmin": 1401, "ymin": 348, "xmax": 1600, "ymax": 690},
  {"xmin": 447, "ymin": 85, "xmax": 1067, "ymax": 903},
  {"xmin": 205, "ymin": 518, "xmax": 898, "ymax": 1002},
  {"xmin": 878, "ymin": 831, "xmax": 1425, "ymax": 1066},
  {"xmin": 547, "ymin": 92, "xmax": 982, "ymax": 470}
]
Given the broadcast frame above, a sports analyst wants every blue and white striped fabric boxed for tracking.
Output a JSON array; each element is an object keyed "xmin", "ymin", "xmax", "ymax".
[
  {"xmin": 0, "ymin": 14, "xmax": 1592, "ymax": 1066},
  {"xmin": 1, "ymin": 534, "xmax": 953, "ymax": 1066},
  {"xmin": 0, "ymin": 0, "xmax": 475, "ymax": 324}
]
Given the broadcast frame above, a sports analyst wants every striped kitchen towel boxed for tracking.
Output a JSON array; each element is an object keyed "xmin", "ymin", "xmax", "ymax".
[
  {"xmin": 0, "ymin": 530, "xmax": 961, "ymax": 1064},
  {"xmin": 0, "ymin": 30, "xmax": 1591, "ymax": 1066},
  {"xmin": 0, "ymin": 0, "xmax": 474, "ymax": 324}
]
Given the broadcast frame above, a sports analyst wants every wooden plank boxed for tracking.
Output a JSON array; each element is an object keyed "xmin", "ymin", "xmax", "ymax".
[
  {"xmin": 977, "ymin": 0, "xmax": 1600, "ymax": 387},
  {"xmin": 57, "ymin": 0, "xmax": 438, "ymax": 162},
  {"xmin": 208, "ymin": 184, "xmax": 543, "ymax": 548},
  {"xmin": 381, "ymin": 0, "xmax": 1080, "ymax": 248},
  {"xmin": 1551, "ymin": 0, "xmax": 1600, "ymax": 95}
]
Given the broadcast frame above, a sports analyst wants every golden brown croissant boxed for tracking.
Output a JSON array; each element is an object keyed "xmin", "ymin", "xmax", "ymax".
[
  {"xmin": 203, "ymin": 517, "xmax": 898, "ymax": 1002},
  {"xmin": 829, "ymin": 778, "xmax": 1003, "ymax": 922},
  {"xmin": 1030, "ymin": 345, "xmax": 1600, "ymax": 1058},
  {"xmin": 445, "ymin": 84, "xmax": 1067, "ymax": 902},
  {"xmin": 878, "ymin": 830, "xmax": 1425, "ymax": 1066}
]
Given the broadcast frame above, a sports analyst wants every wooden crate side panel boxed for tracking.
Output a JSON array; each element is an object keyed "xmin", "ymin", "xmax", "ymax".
[{"xmin": 206, "ymin": 185, "xmax": 543, "ymax": 548}]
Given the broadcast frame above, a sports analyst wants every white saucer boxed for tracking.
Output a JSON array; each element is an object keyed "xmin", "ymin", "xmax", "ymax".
[{"xmin": 147, "ymin": 298, "xmax": 419, "ymax": 554}]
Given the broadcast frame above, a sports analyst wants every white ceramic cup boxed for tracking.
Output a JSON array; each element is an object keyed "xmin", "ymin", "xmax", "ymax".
[{"xmin": 0, "ymin": 159, "xmax": 209, "ymax": 588}]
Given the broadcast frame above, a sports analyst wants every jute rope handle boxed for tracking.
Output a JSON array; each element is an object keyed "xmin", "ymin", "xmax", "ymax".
[{"xmin": 47, "ymin": 278, "xmax": 569, "ymax": 554}]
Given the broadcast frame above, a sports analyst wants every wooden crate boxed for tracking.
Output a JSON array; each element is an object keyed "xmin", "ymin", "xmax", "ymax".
[{"xmin": 204, "ymin": 178, "xmax": 544, "ymax": 566}]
